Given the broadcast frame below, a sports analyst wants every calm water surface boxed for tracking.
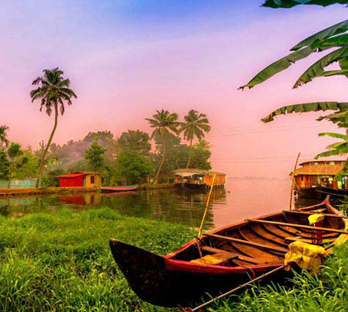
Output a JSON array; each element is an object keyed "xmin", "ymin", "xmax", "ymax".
[{"xmin": 0, "ymin": 179, "xmax": 320, "ymax": 229}]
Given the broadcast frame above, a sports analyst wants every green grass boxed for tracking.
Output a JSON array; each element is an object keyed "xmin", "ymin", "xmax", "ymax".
[
  {"xmin": 207, "ymin": 242, "xmax": 348, "ymax": 312},
  {"xmin": 0, "ymin": 208, "xmax": 194, "ymax": 312},
  {"xmin": 2, "ymin": 208, "xmax": 348, "ymax": 312}
]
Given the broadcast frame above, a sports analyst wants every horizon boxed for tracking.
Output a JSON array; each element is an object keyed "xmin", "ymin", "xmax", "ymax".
[{"xmin": 2, "ymin": 0, "xmax": 347, "ymax": 178}]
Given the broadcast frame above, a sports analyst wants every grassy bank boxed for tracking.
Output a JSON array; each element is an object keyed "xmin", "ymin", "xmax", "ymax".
[
  {"xmin": 208, "ymin": 242, "xmax": 348, "ymax": 312},
  {"xmin": 0, "ymin": 208, "xmax": 194, "ymax": 311},
  {"xmin": 2, "ymin": 208, "xmax": 348, "ymax": 311}
]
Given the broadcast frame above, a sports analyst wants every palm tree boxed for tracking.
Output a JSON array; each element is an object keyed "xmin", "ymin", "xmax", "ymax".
[
  {"xmin": 146, "ymin": 110, "xmax": 179, "ymax": 183},
  {"xmin": 30, "ymin": 68, "xmax": 77, "ymax": 187},
  {"xmin": 180, "ymin": 110, "xmax": 211, "ymax": 168},
  {"xmin": 0, "ymin": 125, "xmax": 9, "ymax": 147}
]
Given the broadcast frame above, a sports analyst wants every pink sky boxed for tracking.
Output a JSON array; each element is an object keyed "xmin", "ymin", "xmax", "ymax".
[{"xmin": 1, "ymin": 1, "xmax": 348, "ymax": 178}]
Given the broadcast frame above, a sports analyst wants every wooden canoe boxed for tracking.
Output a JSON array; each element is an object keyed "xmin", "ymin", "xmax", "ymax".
[
  {"xmin": 101, "ymin": 185, "xmax": 139, "ymax": 193},
  {"xmin": 109, "ymin": 198, "xmax": 348, "ymax": 307}
]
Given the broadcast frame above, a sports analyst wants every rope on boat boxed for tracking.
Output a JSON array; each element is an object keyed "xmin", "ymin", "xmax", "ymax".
[{"xmin": 177, "ymin": 264, "xmax": 289, "ymax": 312}]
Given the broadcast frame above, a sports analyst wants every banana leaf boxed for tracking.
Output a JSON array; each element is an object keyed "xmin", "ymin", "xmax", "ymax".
[
  {"xmin": 262, "ymin": 102, "xmax": 348, "ymax": 123},
  {"xmin": 318, "ymin": 132, "xmax": 348, "ymax": 139},
  {"xmin": 240, "ymin": 47, "xmax": 314, "ymax": 89},
  {"xmin": 263, "ymin": 0, "xmax": 348, "ymax": 9},
  {"xmin": 315, "ymin": 149, "xmax": 347, "ymax": 158},
  {"xmin": 293, "ymin": 46, "xmax": 348, "ymax": 88}
]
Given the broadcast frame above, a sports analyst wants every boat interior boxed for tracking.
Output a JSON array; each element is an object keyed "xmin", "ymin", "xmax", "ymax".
[{"xmin": 169, "ymin": 202, "xmax": 346, "ymax": 268}]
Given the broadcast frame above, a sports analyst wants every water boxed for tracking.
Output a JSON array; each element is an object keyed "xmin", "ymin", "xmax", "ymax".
[{"xmin": 0, "ymin": 179, "xmax": 321, "ymax": 229}]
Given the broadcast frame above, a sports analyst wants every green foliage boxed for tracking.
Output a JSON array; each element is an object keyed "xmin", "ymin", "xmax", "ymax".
[
  {"xmin": 146, "ymin": 110, "xmax": 180, "ymax": 183},
  {"xmin": 85, "ymin": 136, "xmax": 107, "ymax": 172},
  {"xmin": 262, "ymin": 102, "xmax": 348, "ymax": 123},
  {"xmin": 11, "ymin": 148, "xmax": 38, "ymax": 180},
  {"xmin": 152, "ymin": 135, "xmax": 212, "ymax": 180},
  {"xmin": 0, "ymin": 125, "xmax": 9, "ymax": 147},
  {"xmin": 241, "ymin": 16, "xmax": 348, "ymax": 89},
  {"xmin": 30, "ymin": 67, "xmax": 77, "ymax": 117},
  {"xmin": 0, "ymin": 208, "xmax": 194, "ymax": 311},
  {"xmin": 41, "ymin": 168, "xmax": 65, "ymax": 188},
  {"xmin": 30, "ymin": 68, "xmax": 77, "ymax": 186},
  {"xmin": 211, "ymin": 241, "xmax": 348, "ymax": 312},
  {"xmin": 48, "ymin": 131, "xmax": 119, "ymax": 172},
  {"xmin": 115, "ymin": 151, "xmax": 153, "ymax": 184},
  {"xmin": 263, "ymin": 0, "xmax": 348, "ymax": 9},
  {"xmin": 180, "ymin": 110, "xmax": 211, "ymax": 168},
  {"xmin": 118, "ymin": 130, "xmax": 151, "ymax": 155},
  {"xmin": 0, "ymin": 150, "xmax": 10, "ymax": 180},
  {"xmin": 0, "ymin": 142, "xmax": 29, "ymax": 186}
]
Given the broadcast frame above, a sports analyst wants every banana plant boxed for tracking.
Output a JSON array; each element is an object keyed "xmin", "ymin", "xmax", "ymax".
[
  {"xmin": 315, "ymin": 132, "xmax": 348, "ymax": 178},
  {"xmin": 241, "ymin": 0, "xmax": 348, "ymax": 174}
]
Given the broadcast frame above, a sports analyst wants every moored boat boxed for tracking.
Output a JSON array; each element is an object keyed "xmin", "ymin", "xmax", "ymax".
[
  {"xmin": 101, "ymin": 185, "xmax": 139, "ymax": 193},
  {"xmin": 109, "ymin": 198, "xmax": 348, "ymax": 307}
]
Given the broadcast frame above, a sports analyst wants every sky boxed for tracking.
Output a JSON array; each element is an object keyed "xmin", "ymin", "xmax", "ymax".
[{"xmin": 1, "ymin": 0, "xmax": 348, "ymax": 178}]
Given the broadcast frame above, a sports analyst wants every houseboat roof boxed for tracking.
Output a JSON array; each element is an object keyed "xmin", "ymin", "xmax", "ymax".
[
  {"xmin": 293, "ymin": 163, "xmax": 346, "ymax": 176},
  {"xmin": 173, "ymin": 169, "xmax": 226, "ymax": 177},
  {"xmin": 299, "ymin": 160, "xmax": 345, "ymax": 166}
]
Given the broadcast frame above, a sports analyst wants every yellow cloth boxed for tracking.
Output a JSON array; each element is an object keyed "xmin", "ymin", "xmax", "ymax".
[
  {"xmin": 191, "ymin": 255, "xmax": 226, "ymax": 265},
  {"xmin": 285, "ymin": 241, "xmax": 326, "ymax": 274},
  {"xmin": 308, "ymin": 213, "xmax": 324, "ymax": 225}
]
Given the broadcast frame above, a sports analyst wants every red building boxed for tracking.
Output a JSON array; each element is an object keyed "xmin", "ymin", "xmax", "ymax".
[
  {"xmin": 56, "ymin": 172, "xmax": 102, "ymax": 188},
  {"xmin": 56, "ymin": 173, "xmax": 86, "ymax": 187}
]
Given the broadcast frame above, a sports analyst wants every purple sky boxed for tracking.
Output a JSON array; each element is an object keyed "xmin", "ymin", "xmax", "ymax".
[{"xmin": 1, "ymin": 1, "xmax": 348, "ymax": 177}]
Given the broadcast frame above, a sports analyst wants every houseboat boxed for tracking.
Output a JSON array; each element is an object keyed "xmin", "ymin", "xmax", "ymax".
[
  {"xmin": 173, "ymin": 169, "xmax": 226, "ymax": 190},
  {"xmin": 292, "ymin": 160, "xmax": 347, "ymax": 198}
]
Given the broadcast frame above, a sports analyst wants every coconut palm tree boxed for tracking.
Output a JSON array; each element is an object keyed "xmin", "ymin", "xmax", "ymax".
[
  {"xmin": 30, "ymin": 68, "xmax": 77, "ymax": 187},
  {"xmin": 0, "ymin": 125, "xmax": 9, "ymax": 147},
  {"xmin": 146, "ymin": 110, "xmax": 179, "ymax": 183},
  {"xmin": 180, "ymin": 110, "xmax": 211, "ymax": 168}
]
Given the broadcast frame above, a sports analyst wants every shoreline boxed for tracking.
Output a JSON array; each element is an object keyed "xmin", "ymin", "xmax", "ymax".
[{"xmin": 0, "ymin": 183, "xmax": 175, "ymax": 197}]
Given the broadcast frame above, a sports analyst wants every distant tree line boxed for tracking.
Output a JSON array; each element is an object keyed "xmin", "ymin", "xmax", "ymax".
[{"xmin": 0, "ymin": 67, "xmax": 212, "ymax": 187}]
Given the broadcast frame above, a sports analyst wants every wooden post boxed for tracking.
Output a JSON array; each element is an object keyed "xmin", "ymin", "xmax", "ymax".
[
  {"xmin": 198, "ymin": 174, "xmax": 217, "ymax": 236},
  {"xmin": 290, "ymin": 153, "xmax": 301, "ymax": 211}
]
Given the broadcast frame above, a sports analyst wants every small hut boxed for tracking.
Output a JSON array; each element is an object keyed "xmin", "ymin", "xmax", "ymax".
[
  {"xmin": 56, "ymin": 172, "xmax": 102, "ymax": 188},
  {"xmin": 173, "ymin": 169, "xmax": 225, "ymax": 189}
]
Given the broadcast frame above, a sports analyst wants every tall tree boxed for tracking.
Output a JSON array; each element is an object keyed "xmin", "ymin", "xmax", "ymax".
[
  {"xmin": 118, "ymin": 130, "xmax": 151, "ymax": 155},
  {"xmin": 85, "ymin": 136, "xmax": 106, "ymax": 172},
  {"xmin": 30, "ymin": 68, "xmax": 77, "ymax": 187},
  {"xmin": 146, "ymin": 110, "xmax": 179, "ymax": 183},
  {"xmin": 115, "ymin": 151, "xmax": 153, "ymax": 184},
  {"xmin": 6, "ymin": 143, "xmax": 28, "ymax": 188},
  {"xmin": 179, "ymin": 110, "xmax": 211, "ymax": 168},
  {"xmin": 0, "ymin": 125, "xmax": 9, "ymax": 147}
]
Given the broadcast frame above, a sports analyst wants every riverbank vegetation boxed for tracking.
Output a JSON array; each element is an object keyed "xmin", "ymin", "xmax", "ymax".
[
  {"xmin": 1, "ymin": 109, "xmax": 212, "ymax": 188},
  {"xmin": 0, "ymin": 208, "xmax": 194, "ymax": 311},
  {"xmin": 1, "ymin": 206, "xmax": 348, "ymax": 311}
]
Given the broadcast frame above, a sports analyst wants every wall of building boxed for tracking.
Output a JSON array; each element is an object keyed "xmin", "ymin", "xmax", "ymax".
[{"xmin": 84, "ymin": 174, "xmax": 102, "ymax": 188}]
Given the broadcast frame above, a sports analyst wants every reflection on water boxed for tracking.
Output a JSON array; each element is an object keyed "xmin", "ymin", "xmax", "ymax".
[
  {"xmin": 0, "ymin": 188, "xmax": 227, "ymax": 229},
  {"xmin": 1, "ymin": 179, "xmax": 334, "ymax": 229}
]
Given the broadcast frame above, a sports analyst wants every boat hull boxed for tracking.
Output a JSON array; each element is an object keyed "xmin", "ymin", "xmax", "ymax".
[
  {"xmin": 110, "ymin": 198, "xmax": 347, "ymax": 307},
  {"xmin": 109, "ymin": 240, "xmax": 284, "ymax": 307},
  {"xmin": 101, "ymin": 185, "xmax": 139, "ymax": 193}
]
